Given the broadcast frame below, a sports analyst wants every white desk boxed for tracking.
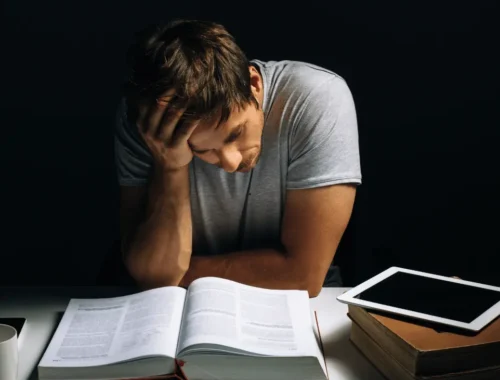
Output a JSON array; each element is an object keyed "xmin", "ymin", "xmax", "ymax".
[{"xmin": 0, "ymin": 287, "xmax": 383, "ymax": 380}]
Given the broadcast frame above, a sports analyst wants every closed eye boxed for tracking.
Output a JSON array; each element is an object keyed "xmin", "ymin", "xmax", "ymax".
[
  {"xmin": 192, "ymin": 148, "xmax": 210, "ymax": 155},
  {"xmin": 225, "ymin": 126, "xmax": 243, "ymax": 144},
  {"xmin": 191, "ymin": 123, "xmax": 245, "ymax": 154}
]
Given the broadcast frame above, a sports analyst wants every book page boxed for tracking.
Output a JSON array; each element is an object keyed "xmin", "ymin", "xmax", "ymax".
[
  {"xmin": 39, "ymin": 286, "xmax": 186, "ymax": 367},
  {"xmin": 177, "ymin": 277, "xmax": 320, "ymax": 358}
]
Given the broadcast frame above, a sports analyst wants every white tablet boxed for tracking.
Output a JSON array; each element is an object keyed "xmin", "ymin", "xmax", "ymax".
[{"xmin": 337, "ymin": 266, "xmax": 500, "ymax": 332}]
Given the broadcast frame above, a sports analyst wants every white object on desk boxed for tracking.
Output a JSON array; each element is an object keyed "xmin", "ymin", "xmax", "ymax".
[
  {"xmin": 0, "ymin": 323, "xmax": 19, "ymax": 380},
  {"xmin": 0, "ymin": 287, "xmax": 384, "ymax": 380},
  {"xmin": 337, "ymin": 266, "xmax": 500, "ymax": 332}
]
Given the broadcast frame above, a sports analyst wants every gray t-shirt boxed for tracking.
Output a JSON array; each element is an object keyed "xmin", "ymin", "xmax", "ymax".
[{"xmin": 114, "ymin": 60, "xmax": 362, "ymax": 280}]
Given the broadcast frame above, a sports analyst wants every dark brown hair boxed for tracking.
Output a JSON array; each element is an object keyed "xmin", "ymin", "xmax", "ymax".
[{"xmin": 123, "ymin": 19, "xmax": 258, "ymax": 124}]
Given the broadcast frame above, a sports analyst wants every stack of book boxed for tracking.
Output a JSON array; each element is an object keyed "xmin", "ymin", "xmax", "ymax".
[{"xmin": 347, "ymin": 305, "xmax": 500, "ymax": 380}]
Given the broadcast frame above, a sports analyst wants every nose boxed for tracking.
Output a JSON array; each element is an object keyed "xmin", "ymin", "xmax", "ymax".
[{"xmin": 218, "ymin": 146, "xmax": 242, "ymax": 173}]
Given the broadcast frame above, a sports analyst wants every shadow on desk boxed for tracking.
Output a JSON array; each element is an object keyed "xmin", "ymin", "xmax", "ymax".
[
  {"xmin": 320, "ymin": 319, "xmax": 382, "ymax": 379},
  {"xmin": 322, "ymin": 326, "xmax": 352, "ymax": 357}
]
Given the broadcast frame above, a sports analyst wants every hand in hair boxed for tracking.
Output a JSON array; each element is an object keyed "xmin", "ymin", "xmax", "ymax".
[{"xmin": 136, "ymin": 90, "xmax": 198, "ymax": 171}]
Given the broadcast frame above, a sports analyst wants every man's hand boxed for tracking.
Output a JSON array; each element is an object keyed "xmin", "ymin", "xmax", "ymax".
[
  {"xmin": 120, "ymin": 92, "xmax": 197, "ymax": 288},
  {"xmin": 137, "ymin": 92, "xmax": 198, "ymax": 170}
]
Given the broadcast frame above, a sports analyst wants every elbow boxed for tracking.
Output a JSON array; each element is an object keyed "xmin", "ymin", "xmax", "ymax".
[
  {"xmin": 286, "ymin": 256, "xmax": 324, "ymax": 298},
  {"xmin": 123, "ymin": 248, "xmax": 189, "ymax": 289},
  {"xmin": 305, "ymin": 280, "xmax": 323, "ymax": 298},
  {"xmin": 293, "ymin": 269, "xmax": 324, "ymax": 298},
  {"xmin": 294, "ymin": 277, "xmax": 322, "ymax": 298}
]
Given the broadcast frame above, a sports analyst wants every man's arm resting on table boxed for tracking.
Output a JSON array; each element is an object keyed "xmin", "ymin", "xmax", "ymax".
[
  {"xmin": 180, "ymin": 184, "xmax": 357, "ymax": 297},
  {"xmin": 119, "ymin": 166, "xmax": 193, "ymax": 289}
]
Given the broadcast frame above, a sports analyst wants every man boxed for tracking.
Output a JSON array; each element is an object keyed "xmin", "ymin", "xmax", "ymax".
[{"xmin": 114, "ymin": 19, "xmax": 361, "ymax": 297}]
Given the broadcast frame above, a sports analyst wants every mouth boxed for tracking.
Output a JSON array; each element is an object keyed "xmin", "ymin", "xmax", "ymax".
[{"xmin": 237, "ymin": 152, "xmax": 259, "ymax": 172}]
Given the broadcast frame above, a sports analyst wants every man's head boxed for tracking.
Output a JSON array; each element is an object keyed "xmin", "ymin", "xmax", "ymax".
[{"xmin": 124, "ymin": 19, "xmax": 265, "ymax": 173}]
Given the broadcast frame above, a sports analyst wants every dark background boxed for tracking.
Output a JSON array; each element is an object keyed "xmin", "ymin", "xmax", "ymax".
[{"xmin": 2, "ymin": 1, "xmax": 499, "ymax": 287}]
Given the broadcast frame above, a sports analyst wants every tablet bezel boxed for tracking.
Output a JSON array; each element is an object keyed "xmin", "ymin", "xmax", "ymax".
[{"xmin": 336, "ymin": 266, "xmax": 500, "ymax": 332}]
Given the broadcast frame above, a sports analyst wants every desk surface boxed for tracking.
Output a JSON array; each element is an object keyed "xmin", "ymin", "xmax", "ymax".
[{"xmin": 0, "ymin": 286, "xmax": 383, "ymax": 380}]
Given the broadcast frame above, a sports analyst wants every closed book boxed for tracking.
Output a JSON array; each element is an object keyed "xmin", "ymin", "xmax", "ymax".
[
  {"xmin": 350, "ymin": 320, "xmax": 500, "ymax": 380},
  {"xmin": 348, "ymin": 304, "xmax": 500, "ymax": 376}
]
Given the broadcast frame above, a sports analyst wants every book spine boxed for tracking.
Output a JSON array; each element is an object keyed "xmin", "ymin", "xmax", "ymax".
[{"xmin": 348, "ymin": 306, "xmax": 419, "ymax": 374}]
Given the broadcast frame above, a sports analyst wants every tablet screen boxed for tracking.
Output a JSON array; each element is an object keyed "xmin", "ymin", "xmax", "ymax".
[{"xmin": 355, "ymin": 272, "xmax": 500, "ymax": 323}]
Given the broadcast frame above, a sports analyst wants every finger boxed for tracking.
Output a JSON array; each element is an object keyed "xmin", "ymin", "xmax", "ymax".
[
  {"xmin": 144, "ymin": 102, "xmax": 168, "ymax": 137},
  {"xmin": 158, "ymin": 106, "xmax": 187, "ymax": 143},
  {"xmin": 172, "ymin": 119, "xmax": 199, "ymax": 146},
  {"xmin": 143, "ymin": 90, "xmax": 176, "ymax": 136},
  {"xmin": 156, "ymin": 90, "xmax": 175, "ymax": 106}
]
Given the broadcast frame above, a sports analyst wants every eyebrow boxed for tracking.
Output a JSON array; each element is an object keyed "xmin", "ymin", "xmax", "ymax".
[{"xmin": 190, "ymin": 122, "xmax": 245, "ymax": 153}]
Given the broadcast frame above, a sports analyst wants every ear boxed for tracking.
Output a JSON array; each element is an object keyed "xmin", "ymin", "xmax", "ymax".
[{"xmin": 249, "ymin": 65, "xmax": 264, "ymax": 104}]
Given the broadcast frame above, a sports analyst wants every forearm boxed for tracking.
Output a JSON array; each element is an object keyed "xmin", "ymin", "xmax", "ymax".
[
  {"xmin": 180, "ymin": 249, "xmax": 318, "ymax": 295},
  {"xmin": 124, "ymin": 166, "xmax": 192, "ymax": 288}
]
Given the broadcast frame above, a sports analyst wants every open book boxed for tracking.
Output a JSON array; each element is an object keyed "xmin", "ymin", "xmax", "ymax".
[{"xmin": 38, "ymin": 277, "xmax": 328, "ymax": 380}]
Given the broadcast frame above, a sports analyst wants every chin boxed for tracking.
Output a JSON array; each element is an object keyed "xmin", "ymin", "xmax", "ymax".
[
  {"xmin": 237, "ymin": 166, "xmax": 253, "ymax": 173},
  {"xmin": 238, "ymin": 150, "xmax": 261, "ymax": 172}
]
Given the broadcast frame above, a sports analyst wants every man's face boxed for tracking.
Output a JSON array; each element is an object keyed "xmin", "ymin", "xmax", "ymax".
[{"xmin": 187, "ymin": 66, "xmax": 265, "ymax": 173}]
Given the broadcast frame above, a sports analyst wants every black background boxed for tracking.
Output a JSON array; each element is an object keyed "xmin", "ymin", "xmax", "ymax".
[{"xmin": 2, "ymin": 1, "xmax": 499, "ymax": 287}]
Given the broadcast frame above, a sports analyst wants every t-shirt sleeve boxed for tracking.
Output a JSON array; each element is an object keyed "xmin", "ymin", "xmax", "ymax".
[
  {"xmin": 114, "ymin": 97, "xmax": 153, "ymax": 186},
  {"xmin": 286, "ymin": 76, "xmax": 362, "ymax": 189}
]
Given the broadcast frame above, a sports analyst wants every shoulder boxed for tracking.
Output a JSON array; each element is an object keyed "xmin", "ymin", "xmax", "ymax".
[
  {"xmin": 252, "ymin": 59, "xmax": 351, "ymax": 98},
  {"xmin": 253, "ymin": 59, "xmax": 354, "ymax": 123}
]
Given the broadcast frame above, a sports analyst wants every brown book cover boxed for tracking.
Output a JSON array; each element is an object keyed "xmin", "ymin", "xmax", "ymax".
[
  {"xmin": 349, "ymin": 320, "xmax": 500, "ymax": 380},
  {"xmin": 348, "ymin": 305, "xmax": 500, "ymax": 376}
]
